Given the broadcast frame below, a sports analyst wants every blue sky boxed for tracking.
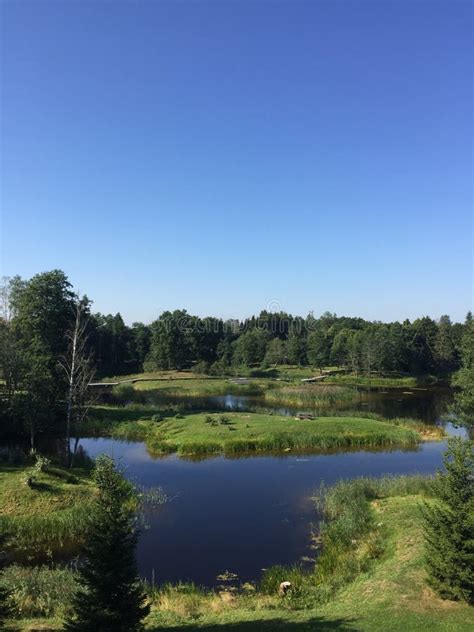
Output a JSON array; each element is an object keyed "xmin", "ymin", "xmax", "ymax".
[{"xmin": 1, "ymin": 0, "xmax": 472, "ymax": 324}]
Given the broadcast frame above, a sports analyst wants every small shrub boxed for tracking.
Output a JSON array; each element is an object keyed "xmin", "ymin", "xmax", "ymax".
[{"xmin": 34, "ymin": 454, "xmax": 51, "ymax": 473}]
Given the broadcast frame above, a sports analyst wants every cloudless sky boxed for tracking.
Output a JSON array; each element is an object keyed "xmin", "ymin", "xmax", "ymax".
[{"xmin": 1, "ymin": 0, "xmax": 472, "ymax": 324}]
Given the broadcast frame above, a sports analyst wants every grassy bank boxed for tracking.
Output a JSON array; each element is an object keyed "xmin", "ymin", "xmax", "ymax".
[
  {"xmin": 84, "ymin": 408, "xmax": 424, "ymax": 456},
  {"xmin": 0, "ymin": 460, "xmax": 95, "ymax": 558},
  {"xmin": 4, "ymin": 475, "xmax": 473, "ymax": 630}
]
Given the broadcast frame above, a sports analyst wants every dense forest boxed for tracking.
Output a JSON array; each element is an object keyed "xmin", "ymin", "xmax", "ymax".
[{"xmin": 0, "ymin": 270, "xmax": 472, "ymax": 440}]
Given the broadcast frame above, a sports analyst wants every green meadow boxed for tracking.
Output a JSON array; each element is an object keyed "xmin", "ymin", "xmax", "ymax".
[{"xmin": 82, "ymin": 408, "xmax": 432, "ymax": 456}]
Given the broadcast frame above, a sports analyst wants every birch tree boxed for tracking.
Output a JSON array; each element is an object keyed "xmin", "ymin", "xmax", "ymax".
[
  {"xmin": 0, "ymin": 277, "xmax": 24, "ymax": 407},
  {"xmin": 60, "ymin": 297, "xmax": 95, "ymax": 467}
]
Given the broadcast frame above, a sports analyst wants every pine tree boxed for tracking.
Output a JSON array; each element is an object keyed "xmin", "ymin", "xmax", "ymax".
[
  {"xmin": 422, "ymin": 437, "xmax": 474, "ymax": 603},
  {"xmin": 64, "ymin": 455, "xmax": 150, "ymax": 631}
]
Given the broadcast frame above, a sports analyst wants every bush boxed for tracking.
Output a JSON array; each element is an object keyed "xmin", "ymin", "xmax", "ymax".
[
  {"xmin": 34, "ymin": 454, "xmax": 51, "ymax": 473},
  {"xmin": 191, "ymin": 361, "xmax": 210, "ymax": 375}
]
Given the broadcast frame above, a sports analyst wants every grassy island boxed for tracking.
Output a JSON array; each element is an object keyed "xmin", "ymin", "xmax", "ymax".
[{"xmin": 85, "ymin": 409, "xmax": 436, "ymax": 456}]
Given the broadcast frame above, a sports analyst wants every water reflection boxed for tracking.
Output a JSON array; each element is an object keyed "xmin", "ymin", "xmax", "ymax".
[{"xmin": 149, "ymin": 386, "xmax": 454, "ymax": 425}]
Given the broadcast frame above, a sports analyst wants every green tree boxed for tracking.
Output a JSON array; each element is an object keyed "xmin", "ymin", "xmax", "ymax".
[
  {"xmin": 421, "ymin": 437, "xmax": 474, "ymax": 603},
  {"xmin": 263, "ymin": 337, "xmax": 287, "ymax": 366},
  {"xmin": 232, "ymin": 328, "xmax": 269, "ymax": 366},
  {"xmin": 65, "ymin": 455, "xmax": 149, "ymax": 631},
  {"xmin": 286, "ymin": 329, "xmax": 306, "ymax": 366},
  {"xmin": 452, "ymin": 318, "xmax": 474, "ymax": 424},
  {"xmin": 409, "ymin": 316, "xmax": 438, "ymax": 374},
  {"xmin": 148, "ymin": 310, "xmax": 192, "ymax": 370},
  {"xmin": 307, "ymin": 327, "xmax": 329, "ymax": 372},
  {"xmin": 329, "ymin": 328, "xmax": 350, "ymax": 367},
  {"xmin": 435, "ymin": 315, "xmax": 457, "ymax": 373},
  {"xmin": 9, "ymin": 270, "xmax": 75, "ymax": 440},
  {"xmin": 129, "ymin": 322, "xmax": 151, "ymax": 370},
  {"xmin": 0, "ymin": 277, "xmax": 25, "ymax": 407}
]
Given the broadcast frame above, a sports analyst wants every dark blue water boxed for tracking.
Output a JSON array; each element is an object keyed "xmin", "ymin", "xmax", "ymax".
[{"xmin": 77, "ymin": 422, "xmax": 464, "ymax": 587}]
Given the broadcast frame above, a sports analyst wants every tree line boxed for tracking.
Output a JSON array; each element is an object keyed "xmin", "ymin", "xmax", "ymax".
[
  {"xmin": 0, "ymin": 269, "xmax": 472, "ymax": 441},
  {"xmin": 2, "ymin": 269, "xmax": 469, "ymax": 378}
]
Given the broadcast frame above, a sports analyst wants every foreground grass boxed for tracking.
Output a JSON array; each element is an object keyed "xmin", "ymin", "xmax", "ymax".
[
  {"xmin": 5, "ymin": 475, "xmax": 473, "ymax": 631},
  {"xmin": 316, "ymin": 495, "xmax": 472, "ymax": 630},
  {"xmin": 85, "ymin": 409, "xmax": 423, "ymax": 456},
  {"xmin": 0, "ymin": 461, "xmax": 95, "ymax": 558}
]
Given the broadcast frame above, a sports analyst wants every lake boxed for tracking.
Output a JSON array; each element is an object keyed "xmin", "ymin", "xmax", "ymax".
[{"xmin": 72, "ymin": 384, "xmax": 463, "ymax": 587}]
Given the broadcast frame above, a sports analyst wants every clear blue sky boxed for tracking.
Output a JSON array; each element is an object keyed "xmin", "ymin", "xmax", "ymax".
[{"xmin": 1, "ymin": 0, "xmax": 472, "ymax": 324}]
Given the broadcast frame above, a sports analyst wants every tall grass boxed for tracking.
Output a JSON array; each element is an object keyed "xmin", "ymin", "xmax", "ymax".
[
  {"xmin": 264, "ymin": 384, "xmax": 356, "ymax": 407},
  {"xmin": 1, "ymin": 564, "xmax": 76, "ymax": 618},
  {"xmin": 1, "ymin": 504, "xmax": 94, "ymax": 557},
  {"xmin": 146, "ymin": 426, "xmax": 420, "ymax": 456},
  {"xmin": 260, "ymin": 474, "xmax": 436, "ymax": 607}
]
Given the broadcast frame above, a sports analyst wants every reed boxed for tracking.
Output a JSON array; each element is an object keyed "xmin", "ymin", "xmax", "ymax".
[
  {"xmin": 264, "ymin": 384, "xmax": 356, "ymax": 407},
  {"xmin": 0, "ymin": 564, "xmax": 76, "ymax": 618},
  {"xmin": 1, "ymin": 505, "xmax": 94, "ymax": 558}
]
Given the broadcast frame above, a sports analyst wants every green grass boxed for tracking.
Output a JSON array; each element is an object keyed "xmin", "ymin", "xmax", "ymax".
[
  {"xmin": 325, "ymin": 374, "xmax": 422, "ymax": 387},
  {"xmin": 85, "ymin": 409, "xmax": 423, "ymax": 456},
  {"xmin": 264, "ymin": 384, "xmax": 356, "ymax": 407},
  {"xmin": 7, "ymin": 475, "xmax": 472, "ymax": 631},
  {"xmin": 0, "ymin": 461, "xmax": 96, "ymax": 558}
]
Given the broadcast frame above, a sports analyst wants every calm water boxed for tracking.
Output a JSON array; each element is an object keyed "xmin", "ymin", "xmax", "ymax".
[
  {"xmin": 5, "ymin": 387, "xmax": 466, "ymax": 586},
  {"xmin": 76, "ymin": 420, "xmax": 465, "ymax": 587},
  {"xmin": 160, "ymin": 385, "xmax": 454, "ymax": 423}
]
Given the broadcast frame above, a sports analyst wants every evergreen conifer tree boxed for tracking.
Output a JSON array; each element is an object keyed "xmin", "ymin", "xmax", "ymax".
[
  {"xmin": 64, "ymin": 455, "xmax": 149, "ymax": 631},
  {"xmin": 422, "ymin": 437, "xmax": 474, "ymax": 603}
]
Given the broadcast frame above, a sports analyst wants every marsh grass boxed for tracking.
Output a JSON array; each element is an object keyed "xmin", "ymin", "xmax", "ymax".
[
  {"xmin": 258, "ymin": 475, "xmax": 437, "ymax": 609},
  {"xmin": 325, "ymin": 374, "xmax": 439, "ymax": 387},
  {"xmin": 3, "ymin": 505, "xmax": 94, "ymax": 557},
  {"xmin": 264, "ymin": 384, "xmax": 356, "ymax": 407},
  {"xmin": 0, "ymin": 461, "xmax": 96, "ymax": 558},
  {"xmin": 1, "ymin": 564, "xmax": 76, "ymax": 618}
]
